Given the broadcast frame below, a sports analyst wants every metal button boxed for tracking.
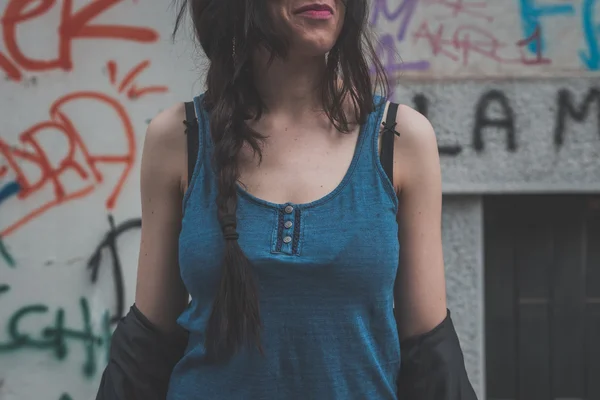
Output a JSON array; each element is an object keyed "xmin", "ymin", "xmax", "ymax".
[
  {"xmin": 283, "ymin": 236, "xmax": 292, "ymax": 244},
  {"xmin": 284, "ymin": 205, "xmax": 294, "ymax": 214},
  {"xmin": 284, "ymin": 221, "xmax": 293, "ymax": 229}
]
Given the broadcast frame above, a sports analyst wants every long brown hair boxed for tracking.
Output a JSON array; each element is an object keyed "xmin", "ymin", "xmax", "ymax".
[{"xmin": 174, "ymin": 0, "xmax": 388, "ymax": 362}]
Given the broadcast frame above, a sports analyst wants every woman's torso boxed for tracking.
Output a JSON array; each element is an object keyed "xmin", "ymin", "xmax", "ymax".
[{"xmin": 167, "ymin": 94, "xmax": 401, "ymax": 400}]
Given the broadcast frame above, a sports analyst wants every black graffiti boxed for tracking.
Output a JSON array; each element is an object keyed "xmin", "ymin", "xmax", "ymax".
[
  {"xmin": 413, "ymin": 93, "xmax": 428, "ymax": 117},
  {"xmin": 555, "ymin": 88, "xmax": 600, "ymax": 148},
  {"xmin": 415, "ymin": 87, "xmax": 600, "ymax": 157},
  {"xmin": 413, "ymin": 93, "xmax": 464, "ymax": 156},
  {"xmin": 87, "ymin": 215, "xmax": 141, "ymax": 323},
  {"xmin": 0, "ymin": 283, "xmax": 9, "ymax": 294},
  {"xmin": 472, "ymin": 90, "xmax": 517, "ymax": 152}
]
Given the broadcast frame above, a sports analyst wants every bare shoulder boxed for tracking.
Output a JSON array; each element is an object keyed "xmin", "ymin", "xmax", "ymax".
[
  {"xmin": 393, "ymin": 104, "xmax": 437, "ymax": 156},
  {"xmin": 142, "ymin": 102, "xmax": 188, "ymax": 192},
  {"xmin": 391, "ymin": 104, "xmax": 440, "ymax": 191},
  {"xmin": 136, "ymin": 102, "xmax": 190, "ymax": 329},
  {"xmin": 145, "ymin": 102, "xmax": 187, "ymax": 155},
  {"xmin": 391, "ymin": 104, "xmax": 446, "ymax": 338}
]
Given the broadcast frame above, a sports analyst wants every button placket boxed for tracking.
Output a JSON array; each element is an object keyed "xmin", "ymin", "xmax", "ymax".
[
  {"xmin": 271, "ymin": 204, "xmax": 301, "ymax": 255},
  {"xmin": 281, "ymin": 204, "xmax": 295, "ymax": 252}
]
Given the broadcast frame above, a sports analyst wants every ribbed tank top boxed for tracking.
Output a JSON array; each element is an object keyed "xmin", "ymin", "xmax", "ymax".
[{"xmin": 167, "ymin": 94, "xmax": 401, "ymax": 400}]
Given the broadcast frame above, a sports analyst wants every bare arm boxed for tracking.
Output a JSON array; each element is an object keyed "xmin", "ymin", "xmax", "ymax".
[
  {"xmin": 391, "ymin": 105, "xmax": 447, "ymax": 340},
  {"xmin": 135, "ymin": 102, "xmax": 190, "ymax": 334}
]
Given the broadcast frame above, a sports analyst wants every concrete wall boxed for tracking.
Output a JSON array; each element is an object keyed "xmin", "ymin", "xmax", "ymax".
[
  {"xmin": 397, "ymin": 80, "xmax": 600, "ymax": 193},
  {"xmin": 442, "ymin": 196, "xmax": 484, "ymax": 397},
  {"xmin": 413, "ymin": 78, "xmax": 600, "ymax": 399},
  {"xmin": 1, "ymin": 0, "xmax": 599, "ymax": 399}
]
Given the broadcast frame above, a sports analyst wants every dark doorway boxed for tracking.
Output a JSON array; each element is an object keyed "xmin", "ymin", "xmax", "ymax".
[{"xmin": 484, "ymin": 195, "xmax": 600, "ymax": 400}]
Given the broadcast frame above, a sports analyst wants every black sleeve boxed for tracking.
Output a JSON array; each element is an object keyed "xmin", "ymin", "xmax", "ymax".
[
  {"xmin": 397, "ymin": 309, "xmax": 478, "ymax": 400},
  {"xmin": 96, "ymin": 304, "xmax": 189, "ymax": 400}
]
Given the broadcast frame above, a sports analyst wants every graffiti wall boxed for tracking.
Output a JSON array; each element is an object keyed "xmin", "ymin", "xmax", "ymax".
[
  {"xmin": 0, "ymin": 1, "xmax": 200, "ymax": 399},
  {"xmin": 371, "ymin": 0, "xmax": 600, "ymax": 80},
  {"xmin": 0, "ymin": 1, "xmax": 598, "ymax": 399}
]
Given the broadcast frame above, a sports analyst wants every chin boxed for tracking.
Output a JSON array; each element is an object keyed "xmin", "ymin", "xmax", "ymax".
[
  {"xmin": 291, "ymin": 33, "xmax": 339, "ymax": 57},
  {"xmin": 293, "ymin": 43, "xmax": 336, "ymax": 57}
]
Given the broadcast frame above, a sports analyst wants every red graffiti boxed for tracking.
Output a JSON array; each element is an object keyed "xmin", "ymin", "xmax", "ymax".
[
  {"xmin": 412, "ymin": 21, "xmax": 512, "ymax": 65},
  {"xmin": 516, "ymin": 25, "xmax": 551, "ymax": 65},
  {"xmin": 106, "ymin": 59, "xmax": 168, "ymax": 100},
  {"xmin": 423, "ymin": 0, "xmax": 493, "ymax": 22},
  {"xmin": 412, "ymin": 20, "xmax": 554, "ymax": 67},
  {"xmin": 0, "ymin": 60, "xmax": 167, "ymax": 237},
  {"xmin": 0, "ymin": 0, "xmax": 158, "ymax": 81}
]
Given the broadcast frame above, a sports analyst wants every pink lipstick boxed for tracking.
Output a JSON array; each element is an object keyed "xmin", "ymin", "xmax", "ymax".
[{"xmin": 294, "ymin": 3, "xmax": 334, "ymax": 19}]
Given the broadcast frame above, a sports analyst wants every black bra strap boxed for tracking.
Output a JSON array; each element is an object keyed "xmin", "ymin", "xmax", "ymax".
[
  {"xmin": 184, "ymin": 101, "xmax": 199, "ymax": 186},
  {"xmin": 381, "ymin": 102, "xmax": 400, "ymax": 184}
]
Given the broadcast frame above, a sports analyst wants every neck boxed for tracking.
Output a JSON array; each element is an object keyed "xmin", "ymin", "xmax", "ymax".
[{"xmin": 253, "ymin": 52, "xmax": 327, "ymax": 116}]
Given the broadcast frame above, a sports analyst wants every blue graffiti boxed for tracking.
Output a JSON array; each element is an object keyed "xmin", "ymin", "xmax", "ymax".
[
  {"xmin": 517, "ymin": 0, "xmax": 575, "ymax": 55},
  {"xmin": 0, "ymin": 181, "xmax": 20, "ymax": 206},
  {"xmin": 580, "ymin": 0, "xmax": 600, "ymax": 70}
]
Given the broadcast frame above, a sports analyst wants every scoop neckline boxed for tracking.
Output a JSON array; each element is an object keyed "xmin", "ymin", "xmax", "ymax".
[
  {"xmin": 236, "ymin": 121, "xmax": 369, "ymax": 211},
  {"xmin": 196, "ymin": 93, "xmax": 384, "ymax": 211}
]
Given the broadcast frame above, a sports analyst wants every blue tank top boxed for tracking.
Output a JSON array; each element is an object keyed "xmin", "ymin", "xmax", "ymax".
[{"xmin": 167, "ymin": 94, "xmax": 401, "ymax": 400}]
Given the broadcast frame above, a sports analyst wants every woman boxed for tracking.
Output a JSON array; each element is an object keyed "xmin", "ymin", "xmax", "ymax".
[{"xmin": 97, "ymin": 0, "xmax": 476, "ymax": 399}]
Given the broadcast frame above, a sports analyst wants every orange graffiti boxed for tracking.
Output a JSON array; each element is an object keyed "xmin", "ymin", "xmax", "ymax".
[
  {"xmin": 0, "ymin": 51, "xmax": 19, "ymax": 80},
  {"xmin": 0, "ymin": 59, "xmax": 167, "ymax": 237},
  {"xmin": 0, "ymin": 0, "xmax": 158, "ymax": 81},
  {"xmin": 0, "ymin": 92, "xmax": 134, "ymax": 237},
  {"xmin": 107, "ymin": 59, "xmax": 168, "ymax": 100}
]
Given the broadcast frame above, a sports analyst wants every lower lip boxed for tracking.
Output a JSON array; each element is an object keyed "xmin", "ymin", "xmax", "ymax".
[{"xmin": 297, "ymin": 10, "xmax": 333, "ymax": 19}]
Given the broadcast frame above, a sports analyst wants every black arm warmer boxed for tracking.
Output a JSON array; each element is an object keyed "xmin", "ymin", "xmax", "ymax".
[
  {"xmin": 96, "ymin": 304, "xmax": 189, "ymax": 400},
  {"xmin": 397, "ymin": 309, "xmax": 478, "ymax": 400}
]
